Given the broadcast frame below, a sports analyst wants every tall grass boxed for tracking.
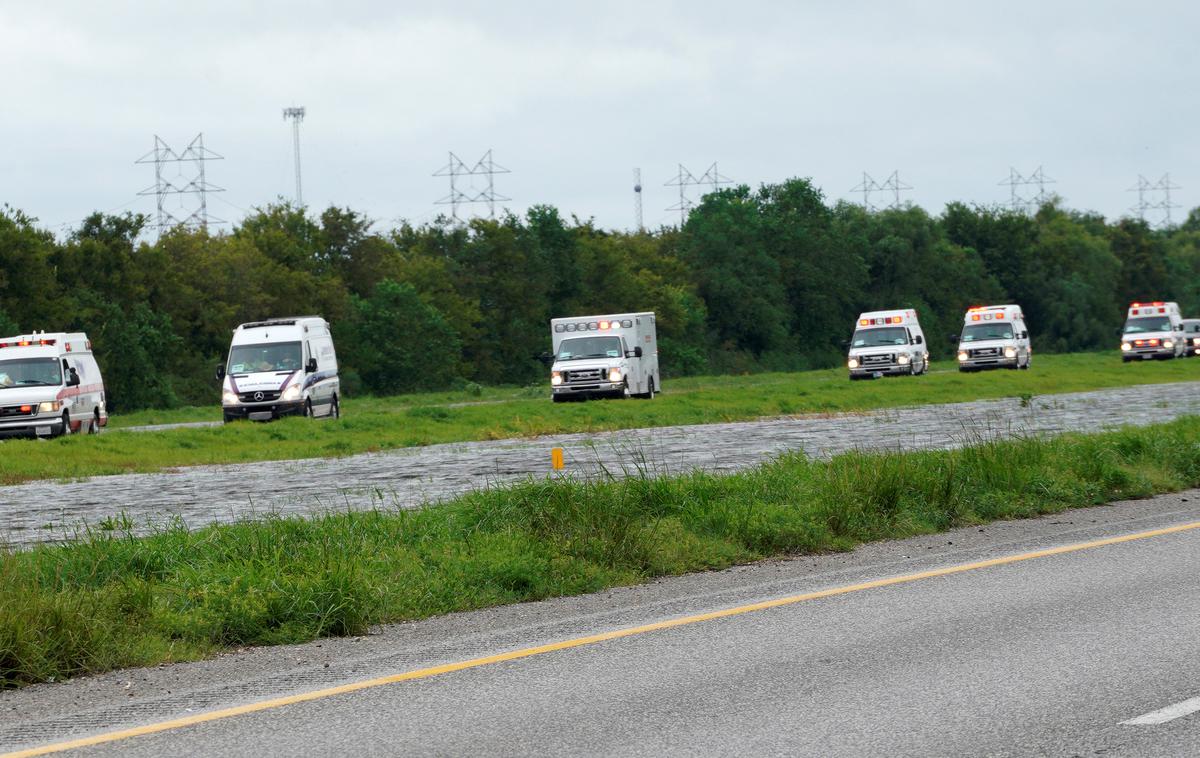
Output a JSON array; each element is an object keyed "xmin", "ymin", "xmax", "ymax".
[{"xmin": 3, "ymin": 417, "xmax": 1200, "ymax": 688}]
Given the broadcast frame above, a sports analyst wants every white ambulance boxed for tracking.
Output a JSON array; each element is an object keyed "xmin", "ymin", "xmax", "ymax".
[
  {"xmin": 0, "ymin": 332, "xmax": 106, "ymax": 438},
  {"xmin": 1181, "ymin": 319, "xmax": 1200, "ymax": 357},
  {"xmin": 217, "ymin": 317, "xmax": 341, "ymax": 421},
  {"xmin": 549, "ymin": 312, "xmax": 659, "ymax": 401},
  {"xmin": 1121, "ymin": 302, "xmax": 1185, "ymax": 361},
  {"xmin": 846, "ymin": 309, "xmax": 929, "ymax": 380},
  {"xmin": 953, "ymin": 304, "xmax": 1031, "ymax": 371}
]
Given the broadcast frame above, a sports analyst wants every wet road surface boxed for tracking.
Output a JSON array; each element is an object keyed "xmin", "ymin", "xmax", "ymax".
[{"xmin": 3, "ymin": 381, "xmax": 1198, "ymax": 545}]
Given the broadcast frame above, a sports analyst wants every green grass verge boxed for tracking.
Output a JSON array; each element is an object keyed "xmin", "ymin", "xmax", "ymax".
[
  {"xmin": 4, "ymin": 417, "xmax": 1200, "ymax": 688},
  {"xmin": 3, "ymin": 351, "xmax": 1198, "ymax": 486}
]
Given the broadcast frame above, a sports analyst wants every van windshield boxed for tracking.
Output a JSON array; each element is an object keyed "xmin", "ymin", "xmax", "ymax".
[
  {"xmin": 227, "ymin": 342, "xmax": 302, "ymax": 374},
  {"xmin": 556, "ymin": 336, "xmax": 623, "ymax": 361},
  {"xmin": 960, "ymin": 323, "xmax": 1014, "ymax": 342},
  {"xmin": 1124, "ymin": 317, "xmax": 1172, "ymax": 334},
  {"xmin": 0, "ymin": 358, "xmax": 62, "ymax": 389},
  {"xmin": 851, "ymin": 327, "xmax": 909, "ymax": 348}
]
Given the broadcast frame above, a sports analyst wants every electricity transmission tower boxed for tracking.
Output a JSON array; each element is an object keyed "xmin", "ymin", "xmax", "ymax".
[
  {"xmin": 633, "ymin": 167, "xmax": 644, "ymax": 232},
  {"xmin": 1129, "ymin": 173, "xmax": 1182, "ymax": 228},
  {"xmin": 665, "ymin": 162, "xmax": 731, "ymax": 225},
  {"xmin": 433, "ymin": 150, "xmax": 510, "ymax": 222},
  {"xmin": 282, "ymin": 106, "xmax": 306, "ymax": 206},
  {"xmin": 851, "ymin": 170, "xmax": 911, "ymax": 210},
  {"xmin": 136, "ymin": 134, "xmax": 224, "ymax": 233},
  {"xmin": 998, "ymin": 166, "xmax": 1055, "ymax": 213}
]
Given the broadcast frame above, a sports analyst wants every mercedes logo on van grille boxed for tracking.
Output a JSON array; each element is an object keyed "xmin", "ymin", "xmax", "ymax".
[{"xmin": 253, "ymin": 392, "xmax": 264, "ymax": 401}]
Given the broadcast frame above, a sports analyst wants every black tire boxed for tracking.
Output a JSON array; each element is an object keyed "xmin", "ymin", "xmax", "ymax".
[
  {"xmin": 88, "ymin": 410, "xmax": 101, "ymax": 434},
  {"xmin": 330, "ymin": 395, "xmax": 340, "ymax": 419},
  {"xmin": 223, "ymin": 413, "xmax": 238, "ymax": 424},
  {"xmin": 59, "ymin": 412, "xmax": 73, "ymax": 437},
  {"xmin": 552, "ymin": 394, "xmax": 567, "ymax": 403},
  {"xmin": 304, "ymin": 399, "xmax": 314, "ymax": 418}
]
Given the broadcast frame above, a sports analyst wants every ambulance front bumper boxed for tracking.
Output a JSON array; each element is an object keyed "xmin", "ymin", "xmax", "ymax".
[
  {"xmin": 0, "ymin": 415, "xmax": 66, "ymax": 438},
  {"xmin": 223, "ymin": 400, "xmax": 306, "ymax": 421}
]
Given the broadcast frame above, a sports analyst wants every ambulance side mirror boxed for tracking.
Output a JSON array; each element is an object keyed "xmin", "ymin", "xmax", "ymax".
[
  {"xmin": 536, "ymin": 352, "xmax": 554, "ymax": 368},
  {"xmin": 66, "ymin": 368, "xmax": 80, "ymax": 387},
  {"xmin": 1021, "ymin": 331, "xmax": 1029, "ymax": 339},
  {"xmin": 841, "ymin": 339, "xmax": 851, "ymax": 348},
  {"xmin": 626, "ymin": 346, "xmax": 643, "ymax": 358},
  {"xmin": 913, "ymin": 335, "xmax": 924, "ymax": 345},
  {"xmin": 948, "ymin": 335, "xmax": 959, "ymax": 344},
  {"xmin": 305, "ymin": 358, "xmax": 318, "ymax": 373},
  {"xmin": 215, "ymin": 364, "xmax": 226, "ymax": 381}
]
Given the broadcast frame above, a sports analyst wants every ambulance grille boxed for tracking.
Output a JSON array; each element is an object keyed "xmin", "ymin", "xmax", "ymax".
[{"xmin": 565, "ymin": 369, "xmax": 603, "ymax": 383}]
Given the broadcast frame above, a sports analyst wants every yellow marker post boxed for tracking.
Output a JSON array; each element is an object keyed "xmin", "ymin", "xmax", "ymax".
[{"xmin": 551, "ymin": 447, "xmax": 564, "ymax": 470}]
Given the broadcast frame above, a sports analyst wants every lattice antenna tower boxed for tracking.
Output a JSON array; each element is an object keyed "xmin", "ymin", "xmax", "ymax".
[
  {"xmin": 433, "ymin": 150, "xmax": 511, "ymax": 222},
  {"xmin": 282, "ymin": 107, "xmax": 306, "ymax": 207},
  {"xmin": 633, "ymin": 168, "xmax": 644, "ymax": 232},
  {"xmin": 850, "ymin": 172, "xmax": 882, "ymax": 210},
  {"xmin": 665, "ymin": 162, "xmax": 730, "ymax": 225},
  {"xmin": 136, "ymin": 133, "xmax": 225, "ymax": 233}
]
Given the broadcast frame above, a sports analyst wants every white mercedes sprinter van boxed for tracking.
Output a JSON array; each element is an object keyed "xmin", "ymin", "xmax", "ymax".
[
  {"xmin": 0, "ymin": 332, "xmax": 107, "ymax": 437},
  {"xmin": 953, "ymin": 304, "xmax": 1031, "ymax": 371},
  {"xmin": 846, "ymin": 309, "xmax": 929, "ymax": 380},
  {"xmin": 549, "ymin": 313, "xmax": 659, "ymax": 401},
  {"xmin": 1121, "ymin": 302, "xmax": 1184, "ymax": 361},
  {"xmin": 217, "ymin": 317, "xmax": 340, "ymax": 421}
]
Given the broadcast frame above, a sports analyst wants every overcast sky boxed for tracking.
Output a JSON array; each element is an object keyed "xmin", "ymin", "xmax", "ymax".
[{"xmin": 2, "ymin": 1, "xmax": 1196, "ymax": 236}]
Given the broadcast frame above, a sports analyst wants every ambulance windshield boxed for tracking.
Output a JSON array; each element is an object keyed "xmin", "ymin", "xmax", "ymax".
[
  {"xmin": 851, "ymin": 327, "xmax": 909, "ymax": 348},
  {"xmin": 556, "ymin": 336, "xmax": 623, "ymax": 361},
  {"xmin": 0, "ymin": 358, "xmax": 62, "ymax": 389},
  {"xmin": 960, "ymin": 323, "xmax": 1014, "ymax": 342},
  {"xmin": 227, "ymin": 342, "xmax": 303, "ymax": 374},
  {"xmin": 1123, "ymin": 317, "xmax": 1171, "ymax": 334}
]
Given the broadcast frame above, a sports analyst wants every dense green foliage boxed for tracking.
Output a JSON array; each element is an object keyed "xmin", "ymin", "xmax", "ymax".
[
  {"xmin": 3, "ymin": 185, "xmax": 1198, "ymax": 410},
  {"xmin": 4, "ymin": 417, "xmax": 1200, "ymax": 688}
]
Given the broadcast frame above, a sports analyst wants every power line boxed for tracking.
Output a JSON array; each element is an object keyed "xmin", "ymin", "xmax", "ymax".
[
  {"xmin": 851, "ymin": 170, "xmax": 912, "ymax": 211},
  {"xmin": 1129, "ymin": 173, "xmax": 1182, "ymax": 228},
  {"xmin": 282, "ymin": 106, "xmax": 306, "ymax": 207},
  {"xmin": 135, "ymin": 134, "xmax": 225, "ymax": 233},
  {"xmin": 998, "ymin": 166, "xmax": 1054, "ymax": 213},
  {"xmin": 665, "ymin": 162, "xmax": 730, "ymax": 225}
]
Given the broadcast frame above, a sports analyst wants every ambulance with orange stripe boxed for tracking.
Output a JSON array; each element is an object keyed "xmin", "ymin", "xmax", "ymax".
[
  {"xmin": 846, "ymin": 309, "xmax": 929, "ymax": 380},
  {"xmin": 0, "ymin": 332, "xmax": 106, "ymax": 437},
  {"xmin": 1121, "ymin": 301, "xmax": 1185, "ymax": 361}
]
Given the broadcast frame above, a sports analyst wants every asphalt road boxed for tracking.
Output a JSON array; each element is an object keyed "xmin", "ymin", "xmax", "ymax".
[
  {"xmin": 4, "ymin": 490, "xmax": 1200, "ymax": 757},
  {"xmin": 5, "ymin": 380, "xmax": 1200, "ymax": 545}
]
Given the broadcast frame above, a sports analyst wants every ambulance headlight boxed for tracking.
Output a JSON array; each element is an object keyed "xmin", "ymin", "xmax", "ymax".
[
  {"xmin": 1193, "ymin": 338, "xmax": 1200, "ymax": 347},
  {"xmin": 847, "ymin": 358, "xmax": 859, "ymax": 369},
  {"xmin": 608, "ymin": 368, "xmax": 622, "ymax": 383},
  {"xmin": 222, "ymin": 392, "xmax": 239, "ymax": 405},
  {"xmin": 1163, "ymin": 340, "xmax": 1174, "ymax": 349},
  {"xmin": 281, "ymin": 385, "xmax": 301, "ymax": 402},
  {"xmin": 1004, "ymin": 347, "xmax": 1017, "ymax": 358},
  {"xmin": 38, "ymin": 401, "xmax": 61, "ymax": 413},
  {"xmin": 1121, "ymin": 342, "xmax": 1132, "ymax": 352},
  {"xmin": 897, "ymin": 354, "xmax": 910, "ymax": 365},
  {"xmin": 550, "ymin": 371, "xmax": 562, "ymax": 386},
  {"xmin": 957, "ymin": 351, "xmax": 969, "ymax": 362}
]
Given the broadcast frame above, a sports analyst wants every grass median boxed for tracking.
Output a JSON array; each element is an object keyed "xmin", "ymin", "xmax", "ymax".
[
  {"xmin": 4, "ymin": 417, "xmax": 1200, "ymax": 688},
  {"xmin": 2, "ymin": 351, "xmax": 1198, "ymax": 486}
]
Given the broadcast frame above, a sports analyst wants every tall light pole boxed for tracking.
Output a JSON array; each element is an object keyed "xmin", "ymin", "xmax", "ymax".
[{"xmin": 282, "ymin": 106, "xmax": 306, "ymax": 207}]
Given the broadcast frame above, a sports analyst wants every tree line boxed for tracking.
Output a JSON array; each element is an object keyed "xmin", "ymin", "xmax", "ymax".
[{"xmin": 1, "ymin": 177, "xmax": 1198, "ymax": 411}]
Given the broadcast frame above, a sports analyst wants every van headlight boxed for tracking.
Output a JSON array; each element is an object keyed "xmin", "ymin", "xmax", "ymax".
[
  {"xmin": 897, "ymin": 354, "xmax": 910, "ymax": 365},
  {"xmin": 38, "ymin": 401, "xmax": 61, "ymax": 413},
  {"xmin": 957, "ymin": 351, "xmax": 969, "ymax": 362},
  {"xmin": 222, "ymin": 392, "xmax": 239, "ymax": 406},
  {"xmin": 1193, "ymin": 338, "xmax": 1200, "ymax": 347},
  {"xmin": 608, "ymin": 368, "xmax": 622, "ymax": 383},
  {"xmin": 281, "ymin": 385, "xmax": 301, "ymax": 402},
  {"xmin": 847, "ymin": 358, "xmax": 859, "ymax": 369},
  {"xmin": 1004, "ymin": 347, "xmax": 1017, "ymax": 358},
  {"xmin": 550, "ymin": 371, "xmax": 562, "ymax": 386},
  {"xmin": 1163, "ymin": 340, "xmax": 1174, "ymax": 349},
  {"xmin": 1121, "ymin": 342, "xmax": 1132, "ymax": 352}
]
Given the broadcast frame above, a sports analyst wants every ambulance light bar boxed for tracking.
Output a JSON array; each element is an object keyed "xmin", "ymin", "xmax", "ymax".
[{"xmin": 555, "ymin": 319, "xmax": 635, "ymax": 333}]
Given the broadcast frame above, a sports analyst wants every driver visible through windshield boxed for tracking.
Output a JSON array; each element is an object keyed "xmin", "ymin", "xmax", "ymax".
[
  {"xmin": 1123, "ymin": 317, "xmax": 1172, "ymax": 334},
  {"xmin": 851, "ymin": 327, "xmax": 910, "ymax": 349},
  {"xmin": 227, "ymin": 342, "xmax": 303, "ymax": 375},
  {"xmin": 0, "ymin": 358, "xmax": 62, "ymax": 389},
  {"xmin": 556, "ymin": 336, "xmax": 623, "ymax": 361},
  {"xmin": 960, "ymin": 323, "xmax": 1014, "ymax": 342}
]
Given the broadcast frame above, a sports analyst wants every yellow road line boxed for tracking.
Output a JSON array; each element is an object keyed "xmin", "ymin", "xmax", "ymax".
[{"xmin": 8, "ymin": 519, "xmax": 1200, "ymax": 757}]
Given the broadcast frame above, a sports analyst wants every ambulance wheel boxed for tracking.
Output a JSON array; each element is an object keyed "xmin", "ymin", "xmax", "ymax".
[
  {"xmin": 1020, "ymin": 356, "xmax": 1031, "ymax": 370},
  {"xmin": 60, "ymin": 412, "xmax": 74, "ymax": 437},
  {"xmin": 330, "ymin": 395, "xmax": 340, "ymax": 419},
  {"xmin": 304, "ymin": 399, "xmax": 314, "ymax": 418},
  {"xmin": 87, "ymin": 410, "xmax": 101, "ymax": 434},
  {"xmin": 637, "ymin": 377, "xmax": 656, "ymax": 399},
  {"xmin": 552, "ymin": 394, "xmax": 567, "ymax": 403}
]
